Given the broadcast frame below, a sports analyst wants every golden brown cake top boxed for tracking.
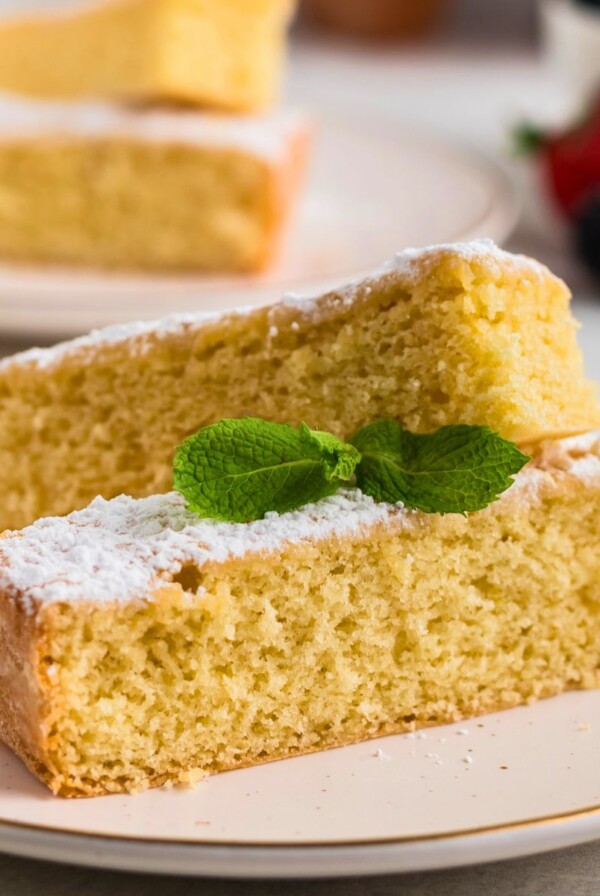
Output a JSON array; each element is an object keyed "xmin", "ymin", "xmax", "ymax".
[
  {"xmin": 1, "ymin": 433, "xmax": 598, "ymax": 612},
  {"xmin": 0, "ymin": 239, "xmax": 557, "ymax": 375}
]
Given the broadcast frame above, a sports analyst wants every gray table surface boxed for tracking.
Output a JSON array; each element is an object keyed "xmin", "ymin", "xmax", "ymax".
[{"xmin": 3, "ymin": 841, "xmax": 600, "ymax": 896}]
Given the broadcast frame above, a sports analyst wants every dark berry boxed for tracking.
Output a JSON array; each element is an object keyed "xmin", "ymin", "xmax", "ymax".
[
  {"xmin": 574, "ymin": 190, "xmax": 600, "ymax": 278},
  {"xmin": 515, "ymin": 92, "xmax": 600, "ymax": 218},
  {"xmin": 546, "ymin": 107, "xmax": 600, "ymax": 216}
]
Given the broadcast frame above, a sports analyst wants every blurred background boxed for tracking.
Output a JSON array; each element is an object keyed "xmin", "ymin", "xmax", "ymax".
[
  {"xmin": 289, "ymin": 0, "xmax": 598, "ymax": 287},
  {"xmin": 0, "ymin": 0, "xmax": 599, "ymax": 370}
]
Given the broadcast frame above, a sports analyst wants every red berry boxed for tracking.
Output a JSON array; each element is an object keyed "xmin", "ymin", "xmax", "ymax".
[
  {"xmin": 545, "ymin": 135, "xmax": 600, "ymax": 216},
  {"xmin": 519, "ymin": 93, "xmax": 600, "ymax": 218}
]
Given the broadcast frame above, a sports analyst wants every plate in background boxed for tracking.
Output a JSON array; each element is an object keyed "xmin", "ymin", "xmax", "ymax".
[
  {"xmin": 0, "ymin": 113, "xmax": 519, "ymax": 342},
  {"xmin": 0, "ymin": 692, "xmax": 599, "ymax": 878}
]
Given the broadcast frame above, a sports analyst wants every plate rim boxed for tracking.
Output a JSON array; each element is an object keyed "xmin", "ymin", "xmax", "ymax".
[
  {"xmin": 1, "ymin": 794, "xmax": 600, "ymax": 849},
  {"xmin": 1, "ymin": 806, "xmax": 600, "ymax": 879}
]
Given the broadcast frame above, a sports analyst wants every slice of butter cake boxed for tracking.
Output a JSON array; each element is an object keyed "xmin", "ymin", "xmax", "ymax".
[
  {"xmin": 0, "ymin": 241, "xmax": 598, "ymax": 531},
  {"xmin": 1, "ymin": 435, "xmax": 599, "ymax": 797},
  {"xmin": 0, "ymin": 0, "xmax": 293, "ymax": 111},
  {"xmin": 0, "ymin": 98, "xmax": 309, "ymax": 272}
]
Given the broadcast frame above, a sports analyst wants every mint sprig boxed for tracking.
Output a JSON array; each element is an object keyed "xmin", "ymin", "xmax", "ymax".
[
  {"xmin": 351, "ymin": 420, "xmax": 529, "ymax": 514},
  {"xmin": 298, "ymin": 424, "xmax": 360, "ymax": 481},
  {"xmin": 173, "ymin": 418, "xmax": 360, "ymax": 523},
  {"xmin": 173, "ymin": 417, "xmax": 529, "ymax": 522}
]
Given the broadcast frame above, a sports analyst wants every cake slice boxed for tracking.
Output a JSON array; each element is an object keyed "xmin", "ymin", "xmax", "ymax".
[
  {"xmin": 0, "ymin": 0, "xmax": 293, "ymax": 111},
  {"xmin": 0, "ymin": 98, "xmax": 309, "ymax": 272},
  {"xmin": 0, "ymin": 240, "xmax": 599, "ymax": 532},
  {"xmin": 1, "ymin": 435, "xmax": 599, "ymax": 797}
]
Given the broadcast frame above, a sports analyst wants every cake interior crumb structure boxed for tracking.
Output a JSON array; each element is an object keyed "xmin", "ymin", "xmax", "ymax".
[
  {"xmin": 0, "ymin": 436, "xmax": 599, "ymax": 797},
  {"xmin": 0, "ymin": 240, "xmax": 599, "ymax": 532},
  {"xmin": 0, "ymin": 100, "xmax": 309, "ymax": 272}
]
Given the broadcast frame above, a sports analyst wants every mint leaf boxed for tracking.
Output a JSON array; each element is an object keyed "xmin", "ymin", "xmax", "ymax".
[
  {"xmin": 299, "ymin": 423, "xmax": 361, "ymax": 481},
  {"xmin": 512, "ymin": 122, "xmax": 546, "ymax": 155},
  {"xmin": 173, "ymin": 416, "xmax": 529, "ymax": 522},
  {"xmin": 351, "ymin": 420, "xmax": 529, "ymax": 514},
  {"xmin": 173, "ymin": 418, "xmax": 360, "ymax": 522}
]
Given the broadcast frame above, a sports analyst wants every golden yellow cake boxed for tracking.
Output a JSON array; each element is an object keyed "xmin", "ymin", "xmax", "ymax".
[
  {"xmin": 0, "ymin": 98, "xmax": 309, "ymax": 272},
  {"xmin": 0, "ymin": 435, "xmax": 599, "ymax": 797},
  {"xmin": 0, "ymin": 241, "xmax": 598, "ymax": 532},
  {"xmin": 0, "ymin": 0, "xmax": 293, "ymax": 111}
]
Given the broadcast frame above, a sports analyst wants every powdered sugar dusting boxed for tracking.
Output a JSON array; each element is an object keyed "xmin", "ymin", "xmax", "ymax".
[
  {"xmin": 2, "ymin": 435, "xmax": 599, "ymax": 612},
  {"xmin": 0, "ymin": 311, "xmax": 227, "ymax": 372},
  {"xmin": 364, "ymin": 238, "xmax": 548, "ymax": 285},
  {"xmin": 390, "ymin": 239, "xmax": 550, "ymax": 278},
  {"xmin": 0, "ymin": 489, "xmax": 400, "ymax": 610},
  {"xmin": 507, "ymin": 433, "xmax": 600, "ymax": 501},
  {"xmin": 281, "ymin": 239, "xmax": 552, "ymax": 307},
  {"xmin": 533, "ymin": 432, "xmax": 600, "ymax": 486},
  {"xmin": 0, "ymin": 241, "xmax": 552, "ymax": 374},
  {"xmin": 0, "ymin": 94, "xmax": 307, "ymax": 160}
]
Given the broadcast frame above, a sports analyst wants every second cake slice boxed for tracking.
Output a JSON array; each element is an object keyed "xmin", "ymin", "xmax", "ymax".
[
  {"xmin": 0, "ymin": 0, "xmax": 294, "ymax": 111},
  {"xmin": 0, "ymin": 98, "xmax": 309, "ymax": 272},
  {"xmin": 0, "ymin": 241, "xmax": 598, "ymax": 530}
]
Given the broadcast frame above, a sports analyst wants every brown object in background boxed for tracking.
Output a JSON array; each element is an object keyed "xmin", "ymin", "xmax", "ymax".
[{"xmin": 301, "ymin": 0, "xmax": 448, "ymax": 39}]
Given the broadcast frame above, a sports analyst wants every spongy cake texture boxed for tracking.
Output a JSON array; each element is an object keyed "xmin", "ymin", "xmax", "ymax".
[
  {"xmin": 0, "ymin": 436, "xmax": 599, "ymax": 796},
  {"xmin": 0, "ymin": 240, "xmax": 598, "ymax": 531},
  {"xmin": 0, "ymin": 102, "xmax": 308, "ymax": 272},
  {"xmin": 0, "ymin": 0, "xmax": 293, "ymax": 110}
]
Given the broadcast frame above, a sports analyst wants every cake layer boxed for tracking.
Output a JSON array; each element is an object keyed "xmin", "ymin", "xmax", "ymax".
[
  {"xmin": 0, "ymin": 0, "xmax": 293, "ymax": 111},
  {"xmin": 0, "ymin": 240, "xmax": 598, "ymax": 531},
  {"xmin": 0, "ymin": 100, "xmax": 309, "ymax": 272},
  {"xmin": 0, "ymin": 435, "xmax": 599, "ymax": 796}
]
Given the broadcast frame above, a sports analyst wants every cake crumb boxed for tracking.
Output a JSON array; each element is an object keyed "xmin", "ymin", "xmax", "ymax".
[
  {"xmin": 177, "ymin": 767, "xmax": 208, "ymax": 786},
  {"xmin": 372, "ymin": 748, "xmax": 391, "ymax": 761}
]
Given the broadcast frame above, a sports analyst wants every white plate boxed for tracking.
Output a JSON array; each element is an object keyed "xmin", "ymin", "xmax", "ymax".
[
  {"xmin": 0, "ymin": 113, "xmax": 518, "ymax": 341},
  {"xmin": 1, "ymin": 691, "xmax": 600, "ymax": 878}
]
